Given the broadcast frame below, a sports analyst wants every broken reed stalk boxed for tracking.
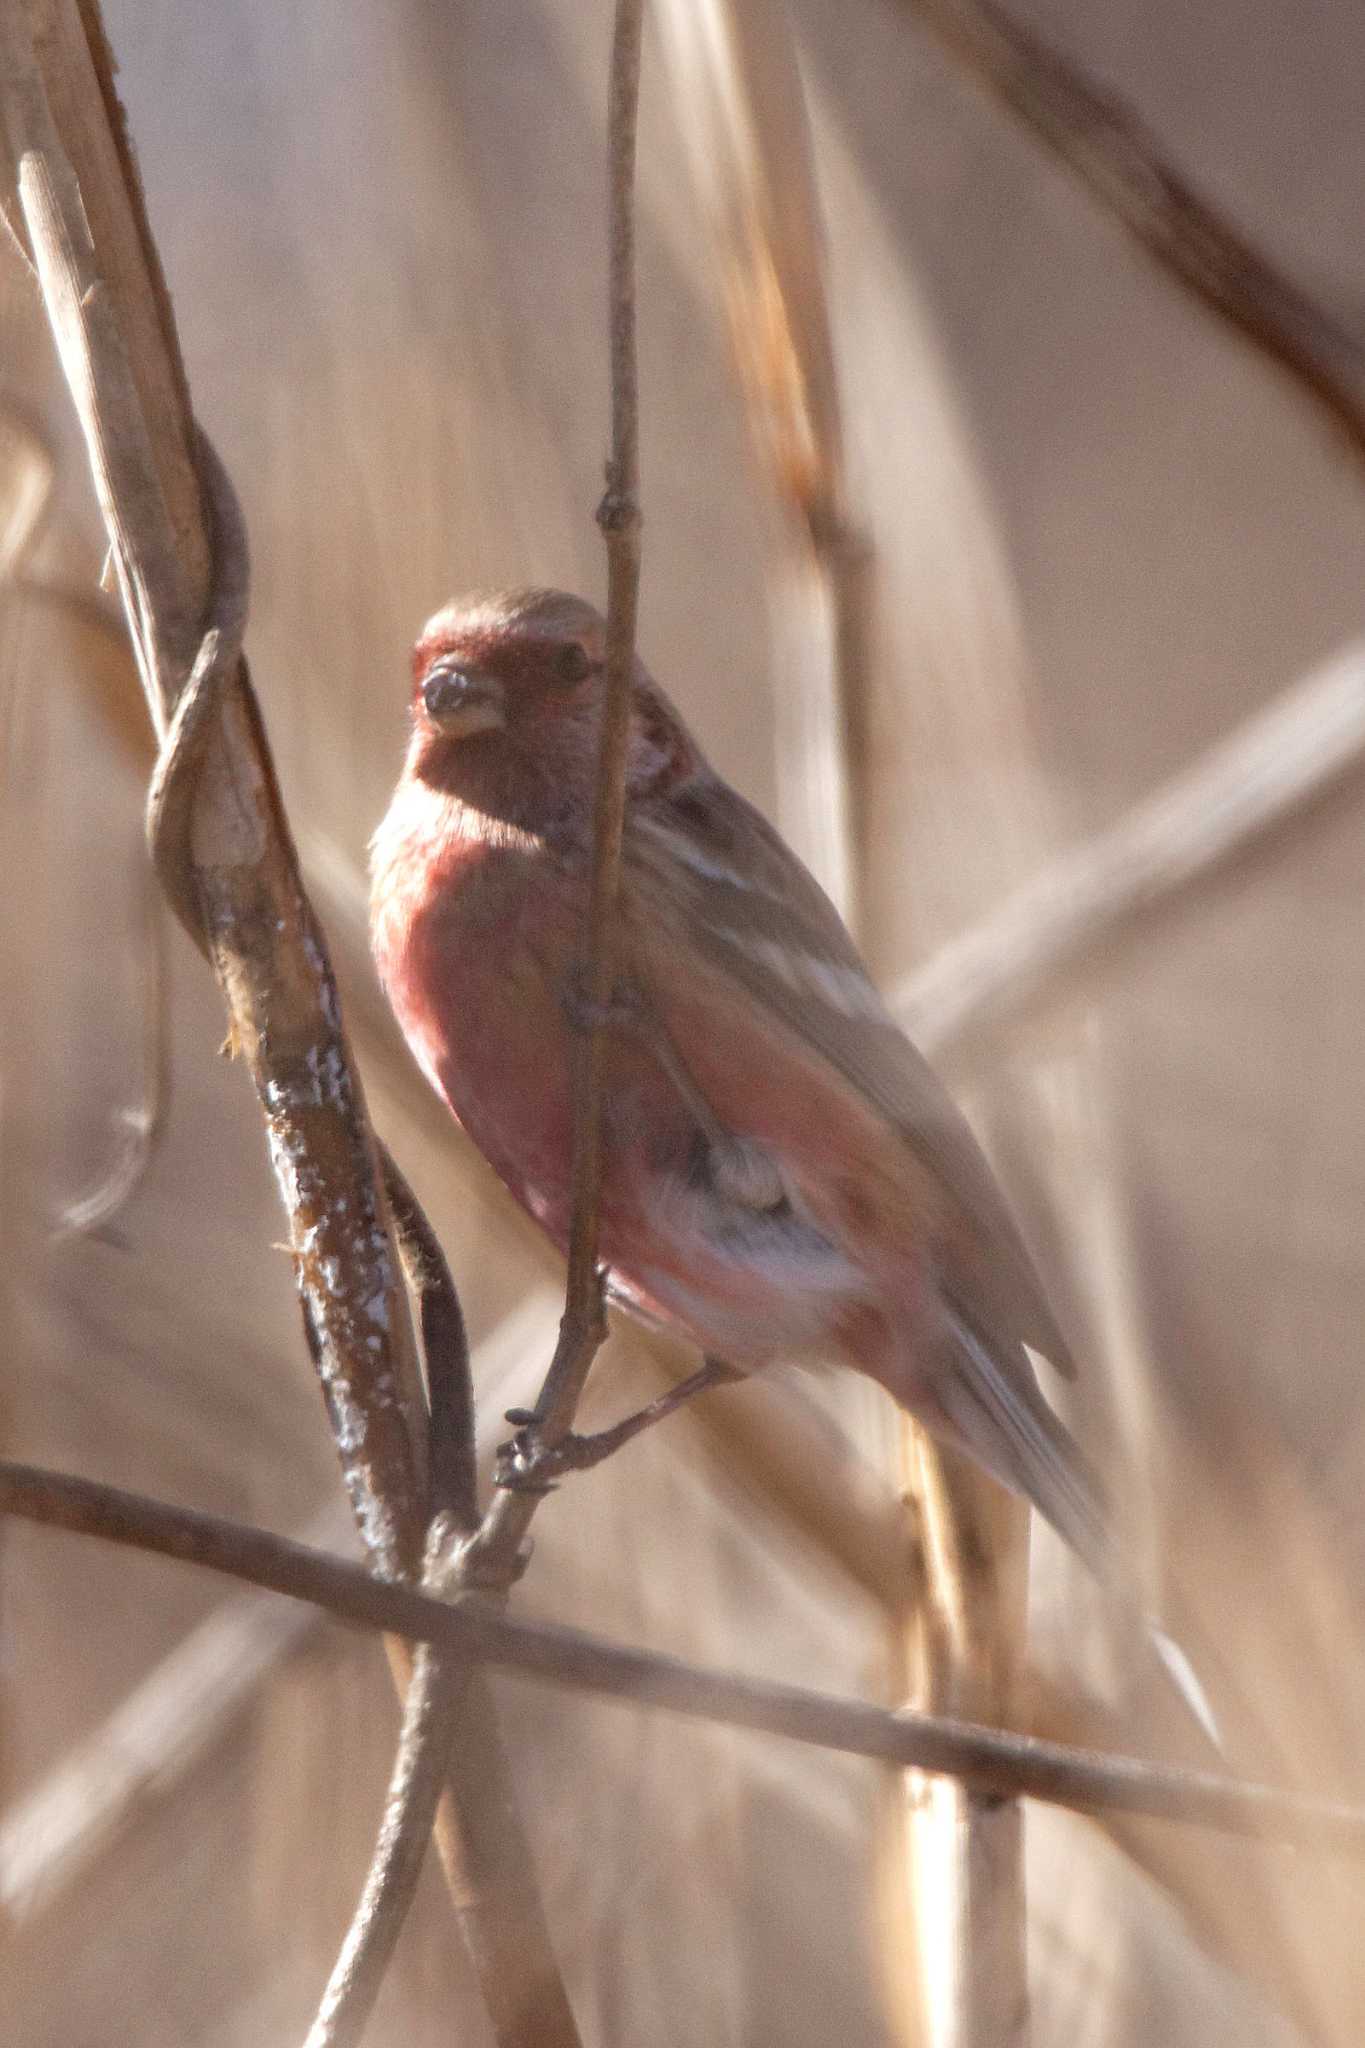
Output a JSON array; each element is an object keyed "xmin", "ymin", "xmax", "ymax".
[
  {"xmin": 0, "ymin": 7, "xmax": 579, "ymax": 2046},
  {"xmin": 10, "ymin": 1455, "xmax": 1365, "ymax": 1851},
  {"xmin": 0, "ymin": 0, "xmax": 424, "ymax": 1580},
  {"xmin": 461, "ymin": 0, "xmax": 646, "ymax": 1587}
]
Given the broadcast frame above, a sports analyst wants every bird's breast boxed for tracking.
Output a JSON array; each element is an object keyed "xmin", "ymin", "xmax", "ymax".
[{"xmin": 374, "ymin": 822, "xmax": 583, "ymax": 1215}]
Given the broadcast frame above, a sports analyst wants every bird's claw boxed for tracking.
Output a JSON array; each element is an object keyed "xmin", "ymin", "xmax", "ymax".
[{"xmin": 494, "ymin": 1416, "xmax": 617, "ymax": 1493}]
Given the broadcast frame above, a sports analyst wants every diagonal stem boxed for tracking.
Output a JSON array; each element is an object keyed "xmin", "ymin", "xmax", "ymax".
[
  {"xmin": 7, "ymin": 1455, "xmax": 1365, "ymax": 1851},
  {"xmin": 899, "ymin": 0, "xmax": 1365, "ymax": 461}
]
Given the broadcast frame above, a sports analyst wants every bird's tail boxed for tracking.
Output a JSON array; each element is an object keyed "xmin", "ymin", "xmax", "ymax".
[{"xmin": 935, "ymin": 1303, "xmax": 1221, "ymax": 1749}]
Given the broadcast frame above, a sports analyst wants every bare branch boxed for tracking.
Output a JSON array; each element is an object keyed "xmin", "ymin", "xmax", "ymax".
[
  {"xmin": 305, "ymin": 1631, "xmax": 468, "ymax": 2048},
  {"xmin": 899, "ymin": 0, "xmax": 1365, "ymax": 462},
  {"xmin": 463, "ymin": 0, "xmax": 646, "ymax": 1584},
  {"xmin": 6, "ymin": 1456, "xmax": 1365, "ymax": 1851}
]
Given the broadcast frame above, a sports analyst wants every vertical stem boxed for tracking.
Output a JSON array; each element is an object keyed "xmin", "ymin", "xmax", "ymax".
[
  {"xmin": 542, "ymin": 0, "xmax": 645, "ymax": 1419},
  {"xmin": 465, "ymin": 0, "xmax": 646, "ymax": 1585},
  {"xmin": 657, "ymin": 4, "xmax": 1030, "ymax": 2037}
]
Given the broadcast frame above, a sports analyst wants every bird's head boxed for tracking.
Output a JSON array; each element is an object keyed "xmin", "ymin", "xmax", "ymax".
[
  {"xmin": 413, "ymin": 588, "xmax": 606, "ymax": 742},
  {"xmin": 404, "ymin": 588, "xmax": 695, "ymax": 835}
]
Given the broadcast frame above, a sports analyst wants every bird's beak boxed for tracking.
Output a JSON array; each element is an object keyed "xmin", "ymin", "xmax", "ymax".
[{"xmin": 421, "ymin": 661, "xmax": 506, "ymax": 737}]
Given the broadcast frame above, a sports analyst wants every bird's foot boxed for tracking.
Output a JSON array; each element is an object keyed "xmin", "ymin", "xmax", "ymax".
[
  {"xmin": 494, "ymin": 1359, "xmax": 741, "ymax": 1493},
  {"xmin": 494, "ymin": 1410, "xmax": 628, "ymax": 1493}
]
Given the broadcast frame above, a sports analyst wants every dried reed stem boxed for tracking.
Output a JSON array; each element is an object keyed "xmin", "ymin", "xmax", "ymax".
[
  {"xmin": 655, "ymin": 13, "xmax": 1028, "ymax": 2038},
  {"xmin": 0, "ymin": 8, "xmax": 577, "ymax": 2043}
]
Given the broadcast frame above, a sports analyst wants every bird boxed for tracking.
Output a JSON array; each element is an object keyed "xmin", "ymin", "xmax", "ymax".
[{"xmin": 370, "ymin": 584, "xmax": 1207, "ymax": 1728}]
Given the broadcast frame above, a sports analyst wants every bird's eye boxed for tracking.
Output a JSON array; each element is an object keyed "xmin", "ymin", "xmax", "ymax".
[{"xmin": 554, "ymin": 643, "xmax": 592, "ymax": 685}]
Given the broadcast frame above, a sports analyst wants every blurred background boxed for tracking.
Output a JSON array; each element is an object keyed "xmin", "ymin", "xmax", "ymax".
[{"xmin": 3, "ymin": 1, "xmax": 1365, "ymax": 2042}]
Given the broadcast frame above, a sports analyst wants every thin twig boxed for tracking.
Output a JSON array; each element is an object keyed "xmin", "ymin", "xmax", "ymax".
[
  {"xmin": 899, "ymin": 0, "xmax": 1365, "ymax": 463},
  {"xmin": 299, "ymin": 1, "xmax": 651, "ymax": 2026},
  {"xmin": 304, "ymin": 1626, "xmax": 468, "ymax": 2048},
  {"xmin": 537, "ymin": 0, "xmax": 645, "ymax": 1427},
  {"xmin": 463, "ymin": 0, "xmax": 646, "ymax": 1584},
  {"xmin": 7, "ymin": 1456, "xmax": 1365, "ymax": 1850}
]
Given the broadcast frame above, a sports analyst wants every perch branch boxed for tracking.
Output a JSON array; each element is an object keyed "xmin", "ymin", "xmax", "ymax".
[
  {"xmin": 461, "ymin": 0, "xmax": 646, "ymax": 1585},
  {"xmin": 7, "ymin": 1456, "xmax": 1365, "ymax": 1850},
  {"xmin": 899, "ymin": 0, "xmax": 1365, "ymax": 463},
  {"xmin": 305, "ymin": 0, "xmax": 647, "ymax": 2026},
  {"xmin": 0, "ymin": 1301, "xmax": 910, "ymax": 1935}
]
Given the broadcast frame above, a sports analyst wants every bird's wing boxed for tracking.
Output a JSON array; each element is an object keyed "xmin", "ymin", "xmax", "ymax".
[{"xmin": 625, "ymin": 766, "xmax": 1075, "ymax": 1379}]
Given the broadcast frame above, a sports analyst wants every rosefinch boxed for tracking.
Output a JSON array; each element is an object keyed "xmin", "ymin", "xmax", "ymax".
[{"xmin": 371, "ymin": 587, "xmax": 1209, "ymax": 1723}]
